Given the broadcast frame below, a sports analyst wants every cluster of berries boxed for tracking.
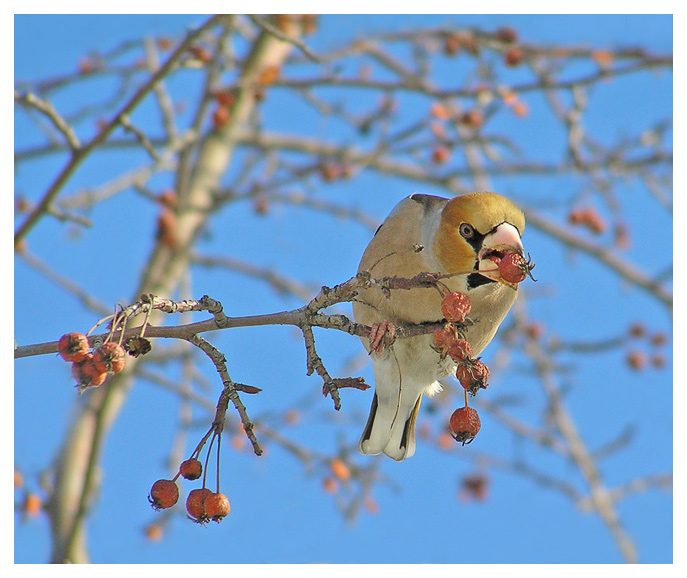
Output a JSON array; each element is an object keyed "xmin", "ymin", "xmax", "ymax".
[
  {"xmin": 149, "ymin": 458, "xmax": 230, "ymax": 525},
  {"xmin": 434, "ymin": 251, "xmax": 531, "ymax": 446},
  {"xmin": 58, "ymin": 332, "xmax": 126, "ymax": 393}
]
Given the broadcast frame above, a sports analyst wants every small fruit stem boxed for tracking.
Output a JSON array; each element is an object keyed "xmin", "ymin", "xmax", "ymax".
[
  {"xmin": 216, "ymin": 432, "xmax": 222, "ymax": 494},
  {"xmin": 464, "ymin": 388, "xmax": 469, "ymax": 407}
]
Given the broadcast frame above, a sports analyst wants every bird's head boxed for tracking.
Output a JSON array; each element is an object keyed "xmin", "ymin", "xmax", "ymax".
[{"xmin": 434, "ymin": 192, "xmax": 526, "ymax": 290}]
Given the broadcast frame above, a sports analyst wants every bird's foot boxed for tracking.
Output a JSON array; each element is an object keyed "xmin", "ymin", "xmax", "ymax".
[{"xmin": 368, "ymin": 320, "xmax": 396, "ymax": 355}]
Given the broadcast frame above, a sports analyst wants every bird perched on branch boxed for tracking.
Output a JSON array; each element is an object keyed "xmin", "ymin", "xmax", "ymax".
[{"xmin": 353, "ymin": 192, "xmax": 527, "ymax": 460}]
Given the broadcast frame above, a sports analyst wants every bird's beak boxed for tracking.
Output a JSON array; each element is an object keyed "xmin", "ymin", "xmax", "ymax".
[{"xmin": 476, "ymin": 222, "xmax": 524, "ymax": 289}]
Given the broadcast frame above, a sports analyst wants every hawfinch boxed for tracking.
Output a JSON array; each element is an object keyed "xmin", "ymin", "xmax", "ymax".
[{"xmin": 353, "ymin": 192, "xmax": 526, "ymax": 460}]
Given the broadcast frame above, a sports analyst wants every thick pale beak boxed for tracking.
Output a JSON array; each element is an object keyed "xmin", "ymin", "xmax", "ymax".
[{"xmin": 477, "ymin": 222, "xmax": 524, "ymax": 289}]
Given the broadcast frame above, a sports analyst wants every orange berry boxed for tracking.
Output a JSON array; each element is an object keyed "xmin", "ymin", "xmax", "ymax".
[
  {"xmin": 512, "ymin": 101, "xmax": 529, "ymax": 118},
  {"xmin": 179, "ymin": 458, "xmax": 203, "ymax": 481},
  {"xmin": 430, "ymin": 102, "xmax": 451, "ymax": 120},
  {"xmin": 149, "ymin": 479, "xmax": 179, "ymax": 510},
  {"xmin": 322, "ymin": 476, "xmax": 339, "ymax": 494},
  {"xmin": 498, "ymin": 252, "xmax": 531, "ymax": 284},
  {"xmin": 72, "ymin": 354, "xmax": 108, "ymax": 390},
  {"xmin": 204, "ymin": 492, "xmax": 231, "ymax": 522},
  {"xmin": 144, "ymin": 523, "xmax": 164, "ymax": 541},
  {"xmin": 186, "ymin": 488, "xmax": 212, "ymax": 521},
  {"xmin": 58, "ymin": 332, "xmax": 90, "ymax": 363},
  {"xmin": 93, "ymin": 342, "xmax": 126, "ymax": 374},
  {"xmin": 24, "ymin": 492, "xmax": 42, "ymax": 517},
  {"xmin": 330, "ymin": 459, "xmax": 351, "ymax": 482}
]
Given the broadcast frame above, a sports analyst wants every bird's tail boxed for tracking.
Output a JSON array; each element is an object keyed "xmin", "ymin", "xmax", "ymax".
[{"xmin": 359, "ymin": 391, "xmax": 423, "ymax": 461}]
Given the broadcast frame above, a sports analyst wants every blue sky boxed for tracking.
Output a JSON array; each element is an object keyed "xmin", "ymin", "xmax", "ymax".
[{"xmin": 14, "ymin": 14, "xmax": 673, "ymax": 565}]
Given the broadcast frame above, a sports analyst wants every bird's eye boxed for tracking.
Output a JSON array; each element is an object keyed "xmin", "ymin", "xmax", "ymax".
[{"xmin": 459, "ymin": 223, "xmax": 474, "ymax": 239}]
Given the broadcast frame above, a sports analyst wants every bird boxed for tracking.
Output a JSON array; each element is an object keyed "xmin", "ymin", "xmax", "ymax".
[{"xmin": 353, "ymin": 192, "xmax": 526, "ymax": 461}]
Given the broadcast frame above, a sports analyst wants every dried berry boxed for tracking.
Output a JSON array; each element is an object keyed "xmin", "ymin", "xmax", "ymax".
[
  {"xmin": 93, "ymin": 342, "xmax": 126, "ymax": 374},
  {"xmin": 72, "ymin": 354, "xmax": 108, "ymax": 390},
  {"xmin": 433, "ymin": 324, "xmax": 458, "ymax": 354},
  {"xmin": 449, "ymin": 406, "xmax": 481, "ymax": 445},
  {"xmin": 447, "ymin": 339, "xmax": 473, "ymax": 364},
  {"xmin": 204, "ymin": 492, "xmax": 231, "ymax": 522},
  {"xmin": 58, "ymin": 332, "xmax": 90, "ymax": 363},
  {"xmin": 179, "ymin": 458, "xmax": 203, "ymax": 481},
  {"xmin": 498, "ymin": 252, "xmax": 533, "ymax": 284},
  {"xmin": 186, "ymin": 488, "xmax": 212, "ymax": 522},
  {"xmin": 456, "ymin": 359, "xmax": 490, "ymax": 396},
  {"xmin": 149, "ymin": 479, "xmax": 179, "ymax": 510},
  {"xmin": 441, "ymin": 292, "xmax": 471, "ymax": 324}
]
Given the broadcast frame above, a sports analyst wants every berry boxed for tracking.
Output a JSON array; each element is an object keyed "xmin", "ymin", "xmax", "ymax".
[
  {"xmin": 58, "ymin": 332, "xmax": 90, "ymax": 363},
  {"xmin": 498, "ymin": 252, "xmax": 531, "ymax": 284},
  {"xmin": 433, "ymin": 324, "xmax": 458, "ymax": 353},
  {"xmin": 330, "ymin": 459, "xmax": 351, "ymax": 482},
  {"xmin": 186, "ymin": 488, "xmax": 212, "ymax": 522},
  {"xmin": 504, "ymin": 47, "xmax": 525, "ymax": 67},
  {"xmin": 449, "ymin": 406, "xmax": 481, "ymax": 445},
  {"xmin": 447, "ymin": 339, "xmax": 473, "ymax": 363},
  {"xmin": 93, "ymin": 342, "xmax": 126, "ymax": 374},
  {"xmin": 204, "ymin": 492, "xmax": 231, "ymax": 522},
  {"xmin": 179, "ymin": 458, "xmax": 203, "ymax": 481},
  {"xmin": 495, "ymin": 26, "xmax": 518, "ymax": 44},
  {"xmin": 212, "ymin": 106, "xmax": 230, "ymax": 128},
  {"xmin": 456, "ymin": 359, "xmax": 490, "ymax": 395},
  {"xmin": 441, "ymin": 292, "xmax": 471, "ymax": 324},
  {"xmin": 431, "ymin": 145, "xmax": 451, "ymax": 164},
  {"xmin": 149, "ymin": 479, "xmax": 179, "ymax": 510},
  {"xmin": 460, "ymin": 109, "xmax": 483, "ymax": 129},
  {"xmin": 626, "ymin": 350, "xmax": 647, "ymax": 371},
  {"xmin": 72, "ymin": 354, "xmax": 108, "ymax": 390}
]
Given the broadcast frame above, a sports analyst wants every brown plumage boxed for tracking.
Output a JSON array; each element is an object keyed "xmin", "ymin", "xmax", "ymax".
[{"xmin": 354, "ymin": 192, "xmax": 526, "ymax": 460}]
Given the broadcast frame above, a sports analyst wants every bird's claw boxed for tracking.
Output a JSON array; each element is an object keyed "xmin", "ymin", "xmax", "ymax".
[{"xmin": 369, "ymin": 321, "xmax": 396, "ymax": 355}]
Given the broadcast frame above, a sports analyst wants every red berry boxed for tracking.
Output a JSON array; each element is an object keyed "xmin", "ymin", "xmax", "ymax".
[
  {"xmin": 186, "ymin": 488, "xmax": 212, "ymax": 522},
  {"xmin": 626, "ymin": 350, "xmax": 647, "ymax": 371},
  {"xmin": 495, "ymin": 26, "xmax": 518, "ymax": 44},
  {"xmin": 498, "ymin": 252, "xmax": 530, "ymax": 284},
  {"xmin": 456, "ymin": 359, "xmax": 490, "ymax": 396},
  {"xmin": 58, "ymin": 332, "xmax": 90, "ymax": 363},
  {"xmin": 179, "ymin": 458, "xmax": 203, "ymax": 481},
  {"xmin": 204, "ymin": 492, "xmax": 231, "ymax": 522},
  {"xmin": 447, "ymin": 339, "xmax": 473, "ymax": 363},
  {"xmin": 433, "ymin": 324, "xmax": 457, "ymax": 351},
  {"xmin": 149, "ymin": 479, "xmax": 179, "ymax": 510},
  {"xmin": 92, "ymin": 342, "xmax": 126, "ymax": 374},
  {"xmin": 504, "ymin": 47, "xmax": 525, "ymax": 67},
  {"xmin": 441, "ymin": 292, "xmax": 471, "ymax": 323},
  {"xmin": 449, "ymin": 406, "xmax": 481, "ymax": 445},
  {"xmin": 431, "ymin": 145, "xmax": 451, "ymax": 164}
]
